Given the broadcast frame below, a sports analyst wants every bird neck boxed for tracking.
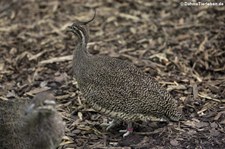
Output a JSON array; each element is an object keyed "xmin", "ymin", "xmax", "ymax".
[
  {"xmin": 72, "ymin": 23, "xmax": 91, "ymax": 61},
  {"xmin": 73, "ymin": 41, "xmax": 90, "ymax": 64}
]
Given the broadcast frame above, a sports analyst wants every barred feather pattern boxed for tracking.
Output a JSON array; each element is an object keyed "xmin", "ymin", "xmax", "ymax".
[{"xmin": 69, "ymin": 18, "xmax": 181, "ymax": 123}]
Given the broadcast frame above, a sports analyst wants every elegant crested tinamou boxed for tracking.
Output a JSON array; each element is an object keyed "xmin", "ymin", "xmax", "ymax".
[{"xmin": 68, "ymin": 12, "xmax": 181, "ymax": 137}]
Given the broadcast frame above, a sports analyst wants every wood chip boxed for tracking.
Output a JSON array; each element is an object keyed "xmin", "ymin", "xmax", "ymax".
[{"xmin": 39, "ymin": 55, "xmax": 73, "ymax": 65}]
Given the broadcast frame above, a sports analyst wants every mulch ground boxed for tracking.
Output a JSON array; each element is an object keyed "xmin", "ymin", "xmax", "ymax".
[{"xmin": 0, "ymin": 0, "xmax": 225, "ymax": 149}]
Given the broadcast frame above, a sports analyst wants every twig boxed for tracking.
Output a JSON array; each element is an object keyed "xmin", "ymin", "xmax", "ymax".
[{"xmin": 39, "ymin": 55, "xmax": 73, "ymax": 65}]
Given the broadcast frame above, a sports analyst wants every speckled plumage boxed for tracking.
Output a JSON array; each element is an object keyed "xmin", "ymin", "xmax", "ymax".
[
  {"xmin": 68, "ymin": 16, "xmax": 181, "ymax": 124},
  {"xmin": 0, "ymin": 92, "xmax": 64, "ymax": 149}
]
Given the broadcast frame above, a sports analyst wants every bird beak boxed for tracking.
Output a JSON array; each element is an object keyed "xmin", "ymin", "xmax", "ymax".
[
  {"xmin": 66, "ymin": 25, "xmax": 74, "ymax": 33},
  {"xmin": 25, "ymin": 103, "xmax": 35, "ymax": 115}
]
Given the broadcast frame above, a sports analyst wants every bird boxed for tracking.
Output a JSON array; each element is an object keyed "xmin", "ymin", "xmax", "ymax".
[
  {"xmin": 67, "ymin": 12, "xmax": 182, "ymax": 137},
  {"xmin": 0, "ymin": 92, "xmax": 65, "ymax": 149}
]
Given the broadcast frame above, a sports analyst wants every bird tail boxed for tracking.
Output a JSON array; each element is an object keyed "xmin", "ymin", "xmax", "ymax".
[{"xmin": 169, "ymin": 111, "xmax": 183, "ymax": 121}]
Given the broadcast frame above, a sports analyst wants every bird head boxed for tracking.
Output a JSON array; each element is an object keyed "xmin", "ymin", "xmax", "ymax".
[
  {"xmin": 25, "ymin": 92, "xmax": 56, "ymax": 116},
  {"xmin": 67, "ymin": 9, "xmax": 96, "ymax": 45}
]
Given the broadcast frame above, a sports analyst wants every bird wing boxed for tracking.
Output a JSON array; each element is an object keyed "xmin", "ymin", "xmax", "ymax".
[{"xmin": 82, "ymin": 56, "xmax": 176, "ymax": 118}]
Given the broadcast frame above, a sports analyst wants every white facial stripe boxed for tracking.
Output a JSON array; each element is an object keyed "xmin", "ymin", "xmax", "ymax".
[
  {"xmin": 44, "ymin": 100, "xmax": 56, "ymax": 105},
  {"xmin": 77, "ymin": 27, "xmax": 86, "ymax": 45}
]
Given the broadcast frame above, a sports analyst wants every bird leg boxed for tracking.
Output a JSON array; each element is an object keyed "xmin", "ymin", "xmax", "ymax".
[{"xmin": 119, "ymin": 122, "xmax": 133, "ymax": 137}]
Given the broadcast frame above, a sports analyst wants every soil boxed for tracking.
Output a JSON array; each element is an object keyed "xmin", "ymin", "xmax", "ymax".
[{"xmin": 0, "ymin": 0, "xmax": 225, "ymax": 149}]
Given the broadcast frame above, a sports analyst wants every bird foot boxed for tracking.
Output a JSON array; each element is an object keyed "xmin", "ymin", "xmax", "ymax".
[
  {"xmin": 101, "ymin": 119, "xmax": 120, "ymax": 131},
  {"xmin": 119, "ymin": 127, "xmax": 133, "ymax": 137},
  {"xmin": 159, "ymin": 118, "xmax": 168, "ymax": 122},
  {"xmin": 106, "ymin": 120, "xmax": 116, "ymax": 131}
]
